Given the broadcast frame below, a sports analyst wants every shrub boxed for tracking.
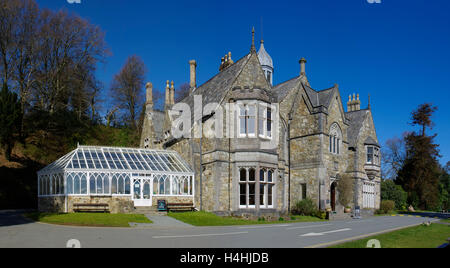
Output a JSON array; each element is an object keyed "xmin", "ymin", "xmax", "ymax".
[
  {"xmin": 337, "ymin": 174, "xmax": 354, "ymax": 208},
  {"xmin": 380, "ymin": 200, "xmax": 395, "ymax": 214},
  {"xmin": 292, "ymin": 198, "xmax": 317, "ymax": 216},
  {"xmin": 314, "ymin": 210, "xmax": 327, "ymax": 220},
  {"xmin": 381, "ymin": 180, "xmax": 407, "ymax": 210}
]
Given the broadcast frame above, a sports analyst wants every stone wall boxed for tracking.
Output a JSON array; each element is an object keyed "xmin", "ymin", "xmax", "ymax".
[{"xmin": 38, "ymin": 196, "xmax": 66, "ymax": 213}]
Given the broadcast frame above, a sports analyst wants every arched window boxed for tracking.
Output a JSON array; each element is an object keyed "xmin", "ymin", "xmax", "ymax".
[
  {"xmin": 329, "ymin": 123, "xmax": 342, "ymax": 155},
  {"xmin": 67, "ymin": 174, "xmax": 73, "ymax": 194},
  {"xmin": 164, "ymin": 176, "xmax": 171, "ymax": 195}
]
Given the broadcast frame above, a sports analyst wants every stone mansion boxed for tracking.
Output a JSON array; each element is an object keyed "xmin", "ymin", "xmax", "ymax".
[{"xmin": 140, "ymin": 29, "xmax": 382, "ymax": 217}]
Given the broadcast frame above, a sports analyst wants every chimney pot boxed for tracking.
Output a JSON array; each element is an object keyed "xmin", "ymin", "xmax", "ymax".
[
  {"xmin": 300, "ymin": 58, "xmax": 307, "ymax": 76},
  {"xmin": 145, "ymin": 82, "xmax": 153, "ymax": 105},
  {"xmin": 189, "ymin": 60, "xmax": 197, "ymax": 90}
]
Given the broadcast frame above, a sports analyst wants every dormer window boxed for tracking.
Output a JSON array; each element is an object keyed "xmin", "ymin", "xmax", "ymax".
[{"xmin": 329, "ymin": 123, "xmax": 342, "ymax": 155}]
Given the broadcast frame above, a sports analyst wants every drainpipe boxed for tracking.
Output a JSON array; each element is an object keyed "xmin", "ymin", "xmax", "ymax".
[{"xmin": 287, "ymin": 115, "xmax": 292, "ymax": 215}]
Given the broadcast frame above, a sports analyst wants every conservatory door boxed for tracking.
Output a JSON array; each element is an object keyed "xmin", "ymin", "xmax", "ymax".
[{"xmin": 133, "ymin": 178, "xmax": 152, "ymax": 207}]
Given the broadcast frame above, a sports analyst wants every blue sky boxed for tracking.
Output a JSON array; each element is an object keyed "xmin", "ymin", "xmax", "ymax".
[{"xmin": 35, "ymin": 0, "xmax": 450, "ymax": 165}]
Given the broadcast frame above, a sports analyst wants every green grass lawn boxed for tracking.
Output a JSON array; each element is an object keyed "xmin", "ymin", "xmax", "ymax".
[
  {"xmin": 24, "ymin": 212, "xmax": 152, "ymax": 227},
  {"xmin": 168, "ymin": 211, "xmax": 324, "ymax": 226},
  {"xmin": 330, "ymin": 223, "xmax": 450, "ymax": 248}
]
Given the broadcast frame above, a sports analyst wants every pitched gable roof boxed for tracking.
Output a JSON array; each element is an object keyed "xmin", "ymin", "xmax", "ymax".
[
  {"xmin": 346, "ymin": 109, "xmax": 369, "ymax": 147},
  {"xmin": 273, "ymin": 76, "xmax": 337, "ymax": 109}
]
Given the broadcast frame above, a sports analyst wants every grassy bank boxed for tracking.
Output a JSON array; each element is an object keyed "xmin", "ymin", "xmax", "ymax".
[
  {"xmin": 330, "ymin": 223, "xmax": 450, "ymax": 248},
  {"xmin": 24, "ymin": 212, "xmax": 152, "ymax": 227},
  {"xmin": 168, "ymin": 211, "xmax": 324, "ymax": 226}
]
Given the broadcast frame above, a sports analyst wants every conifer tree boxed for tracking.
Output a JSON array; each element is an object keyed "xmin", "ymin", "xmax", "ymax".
[
  {"xmin": 0, "ymin": 83, "xmax": 22, "ymax": 160},
  {"xmin": 396, "ymin": 104, "xmax": 441, "ymax": 210}
]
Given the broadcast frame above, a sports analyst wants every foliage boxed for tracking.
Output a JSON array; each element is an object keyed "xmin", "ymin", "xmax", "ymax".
[
  {"xmin": 0, "ymin": 83, "xmax": 22, "ymax": 160},
  {"xmin": 337, "ymin": 174, "xmax": 354, "ymax": 208},
  {"xmin": 381, "ymin": 180, "xmax": 407, "ymax": 210},
  {"xmin": 395, "ymin": 103, "xmax": 441, "ymax": 211},
  {"xmin": 292, "ymin": 198, "xmax": 318, "ymax": 216},
  {"xmin": 380, "ymin": 200, "xmax": 395, "ymax": 214}
]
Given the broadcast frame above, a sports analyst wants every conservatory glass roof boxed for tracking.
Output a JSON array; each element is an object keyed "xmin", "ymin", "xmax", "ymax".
[{"xmin": 38, "ymin": 146, "xmax": 193, "ymax": 174}]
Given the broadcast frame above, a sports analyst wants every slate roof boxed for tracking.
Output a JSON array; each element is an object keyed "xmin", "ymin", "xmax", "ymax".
[
  {"xmin": 152, "ymin": 110, "xmax": 165, "ymax": 140},
  {"xmin": 364, "ymin": 136, "xmax": 380, "ymax": 147},
  {"xmin": 345, "ymin": 109, "xmax": 369, "ymax": 147},
  {"xmin": 272, "ymin": 76, "xmax": 337, "ymax": 109},
  {"xmin": 177, "ymin": 53, "xmax": 252, "ymax": 123}
]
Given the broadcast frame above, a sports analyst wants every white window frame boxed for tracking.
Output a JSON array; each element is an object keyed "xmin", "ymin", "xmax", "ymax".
[
  {"xmin": 259, "ymin": 168, "xmax": 275, "ymax": 209},
  {"xmin": 239, "ymin": 167, "xmax": 257, "ymax": 209},
  {"xmin": 238, "ymin": 102, "xmax": 257, "ymax": 138},
  {"xmin": 363, "ymin": 181, "xmax": 376, "ymax": 209},
  {"xmin": 366, "ymin": 146, "xmax": 381, "ymax": 165},
  {"xmin": 258, "ymin": 103, "xmax": 273, "ymax": 140}
]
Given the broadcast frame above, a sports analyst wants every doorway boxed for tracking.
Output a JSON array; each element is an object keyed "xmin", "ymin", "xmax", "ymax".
[
  {"xmin": 330, "ymin": 182, "xmax": 337, "ymax": 212},
  {"xmin": 132, "ymin": 178, "xmax": 152, "ymax": 207}
]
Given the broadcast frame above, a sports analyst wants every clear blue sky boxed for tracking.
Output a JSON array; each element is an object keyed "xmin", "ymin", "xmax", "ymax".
[{"xmin": 35, "ymin": 0, "xmax": 450, "ymax": 165}]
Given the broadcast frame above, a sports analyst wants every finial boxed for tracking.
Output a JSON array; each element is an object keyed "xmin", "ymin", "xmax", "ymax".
[
  {"xmin": 251, "ymin": 27, "xmax": 256, "ymax": 53},
  {"xmin": 166, "ymin": 80, "xmax": 170, "ymax": 89},
  {"xmin": 368, "ymin": 94, "xmax": 371, "ymax": 109},
  {"xmin": 171, "ymin": 81, "xmax": 174, "ymax": 89}
]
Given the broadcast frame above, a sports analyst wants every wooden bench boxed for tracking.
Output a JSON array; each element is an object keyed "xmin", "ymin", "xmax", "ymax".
[
  {"xmin": 167, "ymin": 203, "xmax": 194, "ymax": 212},
  {"xmin": 73, "ymin": 203, "xmax": 110, "ymax": 213}
]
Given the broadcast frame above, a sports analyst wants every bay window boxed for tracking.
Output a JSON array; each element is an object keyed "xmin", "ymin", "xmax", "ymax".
[{"xmin": 367, "ymin": 146, "xmax": 380, "ymax": 165}]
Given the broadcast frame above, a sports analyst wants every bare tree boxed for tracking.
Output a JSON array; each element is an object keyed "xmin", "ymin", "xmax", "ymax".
[
  {"xmin": 175, "ymin": 82, "xmax": 190, "ymax": 103},
  {"xmin": 382, "ymin": 135, "xmax": 407, "ymax": 180},
  {"xmin": 110, "ymin": 55, "xmax": 146, "ymax": 129},
  {"xmin": 33, "ymin": 9, "xmax": 108, "ymax": 115}
]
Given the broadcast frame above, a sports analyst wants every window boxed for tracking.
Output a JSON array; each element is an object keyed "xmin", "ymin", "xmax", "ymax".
[
  {"xmin": 259, "ymin": 104, "xmax": 273, "ymax": 139},
  {"xmin": 363, "ymin": 182, "xmax": 376, "ymax": 208},
  {"xmin": 240, "ymin": 168, "xmax": 275, "ymax": 209},
  {"xmin": 89, "ymin": 173, "xmax": 110, "ymax": 195},
  {"xmin": 329, "ymin": 123, "xmax": 342, "ymax": 155},
  {"xmin": 239, "ymin": 168, "xmax": 256, "ymax": 208},
  {"xmin": 111, "ymin": 174, "xmax": 130, "ymax": 195},
  {"xmin": 301, "ymin": 183, "xmax": 307, "ymax": 200},
  {"xmin": 367, "ymin": 146, "xmax": 380, "ymax": 165},
  {"xmin": 239, "ymin": 104, "xmax": 256, "ymax": 137},
  {"xmin": 259, "ymin": 169, "xmax": 275, "ymax": 208}
]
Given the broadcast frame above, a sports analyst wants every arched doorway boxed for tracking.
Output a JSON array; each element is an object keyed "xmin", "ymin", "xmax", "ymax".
[{"xmin": 330, "ymin": 182, "xmax": 337, "ymax": 212}]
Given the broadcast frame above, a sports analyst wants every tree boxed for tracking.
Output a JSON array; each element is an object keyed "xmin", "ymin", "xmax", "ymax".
[
  {"xmin": 110, "ymin": 55, "xmax": 146, "ymax": 129},
  {"xmin": 382, "ymin": 135, "xmax": 407, "ymax": 180},
  {"xmin": 381, "ymin": 180, "xmax": 407, "ymax": 210},
  {"xmin": 337, "ymin": 174, "xmax": 354, "ymax": 208},
  {"xmin": 396, "ymin": 103, "xmax": 441, "ymax": 210},
  {"xmin": 175, "ymin": 82, "xmax": 190, "ymax": 103},
  {"xmin": 0, "ymin": 83, "xmax": 22, "ymax": 160},
  {"xmin": 411, "ymin": 103, "xmax": 437, "ymax": 137}
]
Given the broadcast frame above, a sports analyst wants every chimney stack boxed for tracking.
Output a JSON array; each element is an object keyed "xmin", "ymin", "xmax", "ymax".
[
  {"xmin": 347, "ymin": 93, "xmax": 362, "ymax": 112},
  {"xmin": 145, "ymin": 82, "xmax": 153, "ymax": 106},
  {"xmin": 165, "ymin": 80, "xmax": 170, "ymax": 109},
  {"xmin": 300, "ymin": 58, "xmax": 307, "ymax": 76},
  {"xmin": 170, "ymin": 81, "xmax": 175, "ymax": 105},
  {"xmin": 189, "ymin": 60, "xmax": 197, "ymax": 90}
]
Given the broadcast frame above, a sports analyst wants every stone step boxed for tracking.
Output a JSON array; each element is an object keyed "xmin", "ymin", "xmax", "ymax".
[{"xmin": 329, "ymin": 211, "xmax": 353, "ymax": 221}]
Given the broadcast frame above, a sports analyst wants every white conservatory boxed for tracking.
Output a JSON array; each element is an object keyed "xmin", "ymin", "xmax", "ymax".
[{"xmin": 37, "ymin": 145, "xmax": 195, "ymax": 213}]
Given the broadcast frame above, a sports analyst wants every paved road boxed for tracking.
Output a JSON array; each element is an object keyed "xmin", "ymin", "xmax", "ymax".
[{"xmin": 0, "ymin": 210, "xmax": 442, "ymax": 248}]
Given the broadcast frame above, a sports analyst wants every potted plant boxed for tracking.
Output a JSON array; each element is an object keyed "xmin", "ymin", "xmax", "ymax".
[{"xmin": 337, "ymin": 174, "xmax": 354, "ymax": 213}]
